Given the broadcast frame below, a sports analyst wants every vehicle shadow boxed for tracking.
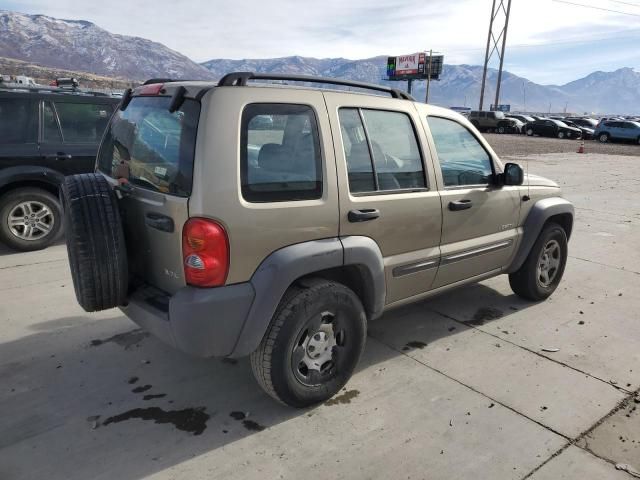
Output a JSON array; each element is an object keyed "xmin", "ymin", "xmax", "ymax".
[{"xmin": 0, "ymin": 281, "xmax": 533, "ymax": 480}]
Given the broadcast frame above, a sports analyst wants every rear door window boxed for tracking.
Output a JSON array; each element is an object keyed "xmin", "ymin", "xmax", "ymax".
[
  {"xmin": 338, "ymin": 108, "xmax": 426, "ymax": 194},
  {"xmin": 55, "ymin": 102, "xmax": 114, "ymax": 143},
  {"xmin": 241, "ymin": 103, "xmax": 322, "ymax": 202},
  {"xmin": 98, "ymin": 96, "xmax": 200, "ymax": 197},
  {"xmin": 42, "ymin": 101, "xmax": 63, "ymax": 142},
  {"xmin": 0, "ymin": 98, "xmax": 37, "ymax": 144}
]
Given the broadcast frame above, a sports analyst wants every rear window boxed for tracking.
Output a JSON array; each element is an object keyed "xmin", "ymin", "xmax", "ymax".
[{"xmin": 98, "ymin": 96, "xmax": 200, "ymax": 197}]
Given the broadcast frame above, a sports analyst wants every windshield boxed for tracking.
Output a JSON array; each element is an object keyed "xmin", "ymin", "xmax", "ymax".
[
  {"xmin": 551, "ymin": 120, "xmax": 569, "ymax": 128},
  {"xmin": 97, "ymin": 96, "xmax": 200, "ymax": 197}
]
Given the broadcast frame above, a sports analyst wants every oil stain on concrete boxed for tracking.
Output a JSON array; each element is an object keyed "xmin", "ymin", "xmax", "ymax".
[{"xmin": 101, "ymin": 407, "xmax": 210, "ymax": 435}]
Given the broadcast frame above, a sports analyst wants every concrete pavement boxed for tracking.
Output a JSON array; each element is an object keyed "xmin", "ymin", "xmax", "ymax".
[{"xmin": 0, "ymin": 152, "xmax": 638, "ymax": 479}]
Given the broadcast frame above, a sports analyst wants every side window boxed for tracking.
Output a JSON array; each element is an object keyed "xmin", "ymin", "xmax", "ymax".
[
  {"xmin": 338, "ymin": 108, "xmax": 426, "ymax": 194},
  {"xmin": 0, "ymin": 98, "xmax": 36, "ymax": 144},
  {"xmin": 43, "ymin": 101, "xmax": 62, "ymax": 142},
  {"xmin": 241, "ymin": 103, "xmax": 322, "ymax": 202},
  {"xmin": 54, "ymin": 102, "xmax": 113, "ymax": 143},
  {"xmin": 427, "ymin": 116, "xmax": 494, "ymax": 187},
  {"xmin": 479, "ymin": 112, "xmax": 487, "ymax": 118}
]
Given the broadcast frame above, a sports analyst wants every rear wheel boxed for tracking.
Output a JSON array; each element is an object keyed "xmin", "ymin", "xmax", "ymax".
[
  {"xmin": 509, "ymin": 222, "xmax": 568, "ymax": 301},
  {"xmin": 0, "ymin": 188, "xmax": 62, "ymax": 251},
  {"xmin": 598, "ymin": 133, "xmax": 609, "ymax": 143},
  {"xmin": 251, "ymin": 280, "xmax": 367, "ymax": 408}
]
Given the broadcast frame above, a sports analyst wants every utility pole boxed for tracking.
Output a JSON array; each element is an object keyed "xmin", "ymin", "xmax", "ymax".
[
  {"xmin": 407, "ymin": 78, "xmax": 413, "ymax": 95},
  {"xmin": 479, "ymin": 0, "xmax": 512, "ymax": 111},
  {"xmin": 425, "ymin": 49, "xmax": 433, "ymax": 104}
]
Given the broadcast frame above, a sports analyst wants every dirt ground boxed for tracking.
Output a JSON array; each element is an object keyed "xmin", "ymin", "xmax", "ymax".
[{"xmin": 484, "ymin": 133, "xmax": 640, "ymax": 157}]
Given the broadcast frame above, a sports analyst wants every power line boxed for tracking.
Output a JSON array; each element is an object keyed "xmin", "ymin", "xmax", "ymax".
[
  {"xmin": 552, "ymin": 0, "xmax": 640, "ymax": 17},
  {"xmin": 607, "ymin": 0, "xmax": 640, "ymax": 8}
]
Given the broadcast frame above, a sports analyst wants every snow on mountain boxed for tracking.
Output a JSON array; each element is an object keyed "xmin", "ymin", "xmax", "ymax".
[{"xmin": 0, "ymin": 10, "xmax": 214, "ymax": 81}]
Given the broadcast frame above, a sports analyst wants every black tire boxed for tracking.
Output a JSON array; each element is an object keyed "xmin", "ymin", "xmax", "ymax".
[
  {"xmin": 598, "ymin": 133, "xmax": 609, "ymax": 143},
  {"xmin": 61, "ymin": 174, "xmax": 127, "ymax": 312},
  {"xmin": 0, "ymin": 188, "xmax": 62, "ymax": 251},
  {"xmin": 498, "ymin": 126, "xmax": 506, "ymax": 134},
  {"xmin": 526, "ymin": 128, "xmax": 534, "ymax": 136},
  {"xmin": 509, "ymin": 222, "xmax": 568, "ymax": 301},
  {"xmin": 558, "ymin": 131, "xmax": 565, "ymax": 139},
  {"xmin": 250, "ymin": 279, "xmax": 367, "ymax": 408}
]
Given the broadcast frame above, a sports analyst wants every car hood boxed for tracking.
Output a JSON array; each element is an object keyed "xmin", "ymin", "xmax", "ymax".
[{"xmin": 523, "ymin": 173, "xmax": 559, "ymax": 188}]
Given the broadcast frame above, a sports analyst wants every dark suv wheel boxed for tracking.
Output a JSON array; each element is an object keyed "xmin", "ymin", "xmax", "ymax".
[
  {"xmin": 509, "ymin": 222, "xmax": 568, "ymax": 301},
  {"xmin": 598, "ymin": 133, "xmax": 609, "ymax": 143},
  {"xmin": 0, "ymin": 187, "xmax": 62, "ymax": 251},
  {"xmin": 251, "ymin": 279, "xmax": 367, "ymax": 408}
]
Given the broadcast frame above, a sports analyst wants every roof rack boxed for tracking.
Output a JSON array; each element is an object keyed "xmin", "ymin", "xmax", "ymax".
[
  {"xmin": 0, "ymin": 82, "xmax": 116, "ymax": 97},
  {"xmin": 217, "ymin": 72, "xmax": 415, "ymax": 100}
]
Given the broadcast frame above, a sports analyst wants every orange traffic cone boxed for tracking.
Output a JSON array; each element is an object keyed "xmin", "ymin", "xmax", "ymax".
[{"xmin": 577, "ymin": 139, "xmax": 585, "ymax": 154}]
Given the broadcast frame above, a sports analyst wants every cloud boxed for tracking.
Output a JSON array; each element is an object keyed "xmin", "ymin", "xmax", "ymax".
[{"xmin": 1, "ymin": 0, "xmax": 638, "ymax": 83}]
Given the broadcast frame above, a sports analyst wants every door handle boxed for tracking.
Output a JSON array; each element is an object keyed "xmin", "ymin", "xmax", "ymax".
[
  {"xmin": 145, "ymin": 212, "xmax": 174, "ymax": 233},
  {"xmin": 42, "ymin": 152, "xmax": 72, "ymax": 160},
  {"xmin": 348, "ymin": 209, "xmax": 380, "ymax": 223},
  {"xmin": 449, "ymin": 199, "xmax": 473, "ymax": 211}
]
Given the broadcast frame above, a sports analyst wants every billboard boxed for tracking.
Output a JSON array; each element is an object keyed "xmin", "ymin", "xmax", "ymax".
[
  {"xmin": 490, "ymin": 104, "xmax": 511, "ymax": 112},
  {"xmin": 387, "ymin": 53, "xmax": 443, "ymax": 81}
]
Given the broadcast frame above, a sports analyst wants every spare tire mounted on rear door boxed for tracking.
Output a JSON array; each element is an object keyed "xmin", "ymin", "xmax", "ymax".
[{"xmin": 61, "ymin": 173, "xmax": 128, "ymax": 312}]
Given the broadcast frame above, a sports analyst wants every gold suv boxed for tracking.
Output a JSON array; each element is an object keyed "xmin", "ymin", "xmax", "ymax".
[{"xmin": 61, "ymin": 73, "xmax": 574, "ymax": 407}]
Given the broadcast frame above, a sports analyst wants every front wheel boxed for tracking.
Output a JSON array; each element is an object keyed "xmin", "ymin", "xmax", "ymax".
[
  {"xmin": 0, "ymin": 188, "xmax": 62, "ymax": 251},
  {"xmin": 497, "ymin": 126, "xmax": 506, "ymax": 134},
  {"xmin": 509, "ymin": 222, "xmax": 568, "ymax": 301},
  {"xmin": 598, "ymin": 133, "xmax": 609, "ymax": 143},
  {"xmin": 251, "ymin": 280, "xmax": 367, "ymax": 408},
  {"xmin": 558, "ymin": 131, "xmax": 565, "ymax": 139},
  {"xmin": 526, "ymin": 128, "xmax": 534, "ymax": 136}
]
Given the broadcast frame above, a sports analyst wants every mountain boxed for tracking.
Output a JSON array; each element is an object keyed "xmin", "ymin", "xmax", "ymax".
[
  {"xmin": 202, "ymin": 56, "xmax": 640, "ymax": 114},
  {"xmin": 0, "ymin": 10, "xmax": 214, "ymax": 81},
  {"xmin": 1, "ymin": 10, "xmax": 638, "ymax": 113}
]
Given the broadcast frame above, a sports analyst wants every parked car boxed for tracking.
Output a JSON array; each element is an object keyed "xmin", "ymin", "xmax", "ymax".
[
  {"xmin": 525, "ymin": 119, "xmax": 582, "ymax": 139},
  {"xmin": 468, "ymin": 110, "xmax": 521, "ymax": 133},
  {"xmin": 0, "ymin": 84, "xmax": 120, "ymax": 250},
  {"xmin": 565, "ymin": 117, "xmax": 598, "ymax": 130},
  {"xmin": 507, "ymin": 114, "xmax": 535, "ymax": 125},
  {"xmin": 563, "ymin": 120, "xmax": 594, "ymax": 139},
  {"xmin": 61, "ymin": 73, "xmax": 573, "ymax": 407},
  {"xmin": 594, "ymin": 120, "xmax": 640, "ymax": 144}
]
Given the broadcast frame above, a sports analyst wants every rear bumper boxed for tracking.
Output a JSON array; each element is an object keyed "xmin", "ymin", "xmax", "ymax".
[{"xmin": 120, "ymin": 282, "xmax": 255, "ymax": 358}]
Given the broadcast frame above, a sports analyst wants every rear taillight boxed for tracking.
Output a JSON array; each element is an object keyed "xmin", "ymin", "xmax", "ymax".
[{"xmin": 182, "ymin": 218, "xmax": 229, "ymax": 287}]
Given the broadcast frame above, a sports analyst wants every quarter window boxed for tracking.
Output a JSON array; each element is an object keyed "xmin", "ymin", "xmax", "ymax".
[
  {"xmin": 241, "ymin": 104, "xmax": 322, "ymax": 202},
  {"xmin": 338, "ymin": 108, "xmax": 426, "ymax": 194},
  {"xmin": 427, "ymin": 116, "xmax": 494, "ymax": 187}
]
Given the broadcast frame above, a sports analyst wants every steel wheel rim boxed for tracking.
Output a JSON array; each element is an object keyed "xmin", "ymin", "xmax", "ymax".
[
  {"xmin": 600, "ymin": 134, "xmax": 607, "ymax": 142},
  {"xmin": 291, "ymin": 310, "xmax": 346, "ymax": 387},
  {"xmin": 7, "ymin": 201, "xmax": 54, "ymax": 241},
  {"xmin": 536, "ymin": 239, "xmax": 561, "ymax": 288}
]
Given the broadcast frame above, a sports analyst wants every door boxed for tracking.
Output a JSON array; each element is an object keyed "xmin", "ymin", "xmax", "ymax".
[
  {"xmin": 0, "ymin": 97, "xmax": 40, "ymax": 171},
  {"xmin": 39, "ymin": 100, "xmax": 114, "ymax": 175},
  {"xmin": 324, "ymin": 93, "xmax": 442, "ymax": 305},
  {"xmin": 424, "ymin": 115, "xmax": 521, "ymax": 288},
  {"xmin": 621, "ymin": 122, "xmax": 638, "ymax": 140}
]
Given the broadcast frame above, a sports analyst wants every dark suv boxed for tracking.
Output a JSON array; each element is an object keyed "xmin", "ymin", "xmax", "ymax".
[{"xmin": 0, "ymin": 85, "xmax": 120, "ymax": 250}]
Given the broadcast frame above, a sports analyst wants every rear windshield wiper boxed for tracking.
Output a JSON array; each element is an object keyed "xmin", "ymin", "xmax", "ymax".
[{"xmin": 128, "ymin": 177, "xmax": 161, "ymax": 192}]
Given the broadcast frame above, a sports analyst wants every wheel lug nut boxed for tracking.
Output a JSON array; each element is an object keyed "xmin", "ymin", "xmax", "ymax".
[
  {"xmin": 308, "ymin": 346, "xmax": 315, "ymax": 352},
  {"xmin": 314, "ymin": 334, "xmax": 321, "ymax": 341}
]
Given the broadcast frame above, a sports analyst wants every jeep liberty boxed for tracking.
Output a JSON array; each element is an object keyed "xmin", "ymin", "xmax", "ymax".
[{"xmin": 62, "ymin": 73, "xmax": 574, "ymax": 407}]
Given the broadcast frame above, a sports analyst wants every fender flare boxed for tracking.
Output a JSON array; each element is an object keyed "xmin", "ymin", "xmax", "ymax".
[
  {"xmin": 0, "ymin": 166, "xmax": 64, "ymax": 193},
  {"xmin": 507, "ymin": 197, "xmax": 574, "ymax": 274},
  {"xmin": 230, "ymin": 236, "xmax": 386, "ymax": 357}
]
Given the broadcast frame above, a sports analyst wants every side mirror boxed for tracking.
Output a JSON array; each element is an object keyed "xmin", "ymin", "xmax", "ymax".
[{"xmin": 503, "ymin": 162, "xmax": 524, "ymax": 186}]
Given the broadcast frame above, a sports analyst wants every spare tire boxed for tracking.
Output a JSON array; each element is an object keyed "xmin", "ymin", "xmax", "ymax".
[{"xmin": 61, "ymin": 173, "xmax": 128, "ymax": 312}]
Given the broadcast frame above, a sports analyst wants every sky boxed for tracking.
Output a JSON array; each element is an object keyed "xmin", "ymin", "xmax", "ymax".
[{"xmin": 1, "ymin": 0, "xmax": 639, "ymax": 84}]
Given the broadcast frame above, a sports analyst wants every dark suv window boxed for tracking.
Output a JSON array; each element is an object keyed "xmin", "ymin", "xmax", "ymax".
[
  {"xmin": 338, "ymin": 108, "xmax": 425, "ymax": 194},
  {"xmin": 0, "ymin": 98, "xmax": 37, "ymax": 144},
  {"xmin": 241, "ymin": 103, "xmax": 322, "ymax": 203},
  {"xmin": 54, "ymin": 102, "xmax": 114, "ymax": 143}
]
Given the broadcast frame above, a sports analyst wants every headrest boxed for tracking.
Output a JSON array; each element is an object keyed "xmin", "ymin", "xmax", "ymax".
[{"xmin": 258, "ymin": 143, "xmax": 293, "ymax": 172}]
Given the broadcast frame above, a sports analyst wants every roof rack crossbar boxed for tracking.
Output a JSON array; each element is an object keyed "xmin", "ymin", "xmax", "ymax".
[{"xmin": 217, "ymin": 72, "xmax": 414, "ymax": 100}]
